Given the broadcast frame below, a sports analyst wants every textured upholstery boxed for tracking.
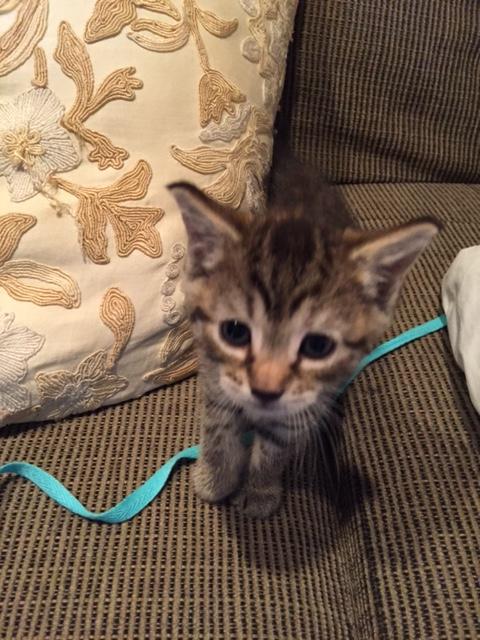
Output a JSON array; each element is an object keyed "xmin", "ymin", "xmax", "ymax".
[
  {"xmin": 2, "ymin": 183, "xmax": 479, "ymax": 639},
  {"xmin": 2, "ymin": 1, "xmax": 480, "ymax": 637},
  {"xmin": 277, "ymin": 1, "xmax": 480, "ymax": 183}
]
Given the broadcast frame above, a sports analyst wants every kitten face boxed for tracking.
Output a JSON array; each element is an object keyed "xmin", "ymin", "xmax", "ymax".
[{"xmin": 169, "ymin": 177, "xmax": 439, "ymax": 423}]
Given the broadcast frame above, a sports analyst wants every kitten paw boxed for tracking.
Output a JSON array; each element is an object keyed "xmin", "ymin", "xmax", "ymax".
[
  {"xmin": 192, "ymin": 460, "xmax": 241, "ymax": 504},
  {"xmin": 231, "ymin": 485, "xmax": 282, "ymax": 519}
]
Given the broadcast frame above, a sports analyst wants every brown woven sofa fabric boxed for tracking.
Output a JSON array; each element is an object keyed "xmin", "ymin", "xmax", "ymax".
[
  {"xmin": 278, "ymin": 1, "xmax": 480, "ymax": 184},
  {"xmin": 2, "ymin": 183, "xmax": 480, "ymax": 640},
  {"xmin": 0, "ymin": 384, "xmax": 362, "ymax": 640},
  {"xmin": 341, "ymin": 183, "xmax": 480, "ymax": 639}
]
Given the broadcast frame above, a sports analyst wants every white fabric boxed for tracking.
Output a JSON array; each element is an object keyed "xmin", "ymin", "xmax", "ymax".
[{"xmin": 442, "ymin": 246, "xmax": 480, "ymax": 414}]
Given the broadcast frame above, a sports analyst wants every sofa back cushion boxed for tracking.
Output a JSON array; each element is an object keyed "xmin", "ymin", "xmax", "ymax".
[{"xmin": 278, "ymin": 1, "xmax": 480, "ymax": 183}]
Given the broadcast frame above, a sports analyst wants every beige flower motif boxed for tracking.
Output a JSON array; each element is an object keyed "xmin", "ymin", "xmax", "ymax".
[
  {"xmin": 0, "ymin": 213, "xmax": 81, "ymax": 308},
  {"xmin": 84, "ymin": 0, "xmax": 180, "ymax": 43},
  {"xmin": 0, "ymin": 88, "xmax": 80, "ymax": 202},
  {"xmin": 0, "ymin": 312, "xmax": 44, "ymax": 416},
  {"xmin": 35, "ymin": 287, "xmax": 135, "ymax": 420},
  {"xmin": 123, "ymin": 0, "xmax": 245, "ymax": 127},
  {"xmin": 143, "ymin": 318, "xmax": 198, "ymax": 386},
  {"xmin": 199, "ymin": 69, "xmax": 245, "ymax": 127},
  {"xmin": 54, "ymin": 22, "xmax": 143, "ymax": 171},
  {"xmin": 239, "ymin": 0, "xmax": 297, "ymax": 109},
  {"xmin": 240, "ymin": 0, "xmax": 278, "ymax": 78},
  {"xmin": 171, "ymin": 107, "xmax": 272, "ymax": 210},
  {"xmin": 55, "ymin": 160, "xmax": 164, "ymax": 265},
  {"xmin": 0, "ymin": 0, "xmax": 48, "ymax": 77},
  {"xmin": 35, "ymin": 349, "xmax": 129, "ymax": 419}
]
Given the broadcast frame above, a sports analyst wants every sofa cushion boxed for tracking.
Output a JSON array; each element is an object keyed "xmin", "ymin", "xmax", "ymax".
[
  {"xmin": 1, "ymin": 182, "xmax": 479, "ymax": 639},
  {"xmin": 277, "ymin": 1, "xmax": 480, "ymax": 183},
  {"xmin": 0, "ymin": 1, "xmax": 297, "ymax": 427}
]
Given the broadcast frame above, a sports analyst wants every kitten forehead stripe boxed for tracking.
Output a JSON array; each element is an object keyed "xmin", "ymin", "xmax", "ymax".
[{"xmin": 249, "ymin": 268, "xmax": 272, "ymax": 312}]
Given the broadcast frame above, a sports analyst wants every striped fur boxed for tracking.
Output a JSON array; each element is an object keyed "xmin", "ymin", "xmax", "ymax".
[{"xmin": 168, "ymin": 166, "xmax": 439, "ymax": 518}]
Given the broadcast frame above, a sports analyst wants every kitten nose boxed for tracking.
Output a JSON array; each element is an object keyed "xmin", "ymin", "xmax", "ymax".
[{"xmin": 251, "ymin": 388, "xmax": 284, "ymax": 404}]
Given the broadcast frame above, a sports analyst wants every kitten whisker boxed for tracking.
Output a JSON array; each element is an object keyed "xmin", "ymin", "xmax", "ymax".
[{"xmin": 302, "ymin": 401, "xmax": 342, "ymax": 492}]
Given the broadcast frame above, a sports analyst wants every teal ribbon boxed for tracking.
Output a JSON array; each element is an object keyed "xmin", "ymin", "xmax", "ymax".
[{"xmin": 0, "ymin": 314, "xmax": 447, "ymax": 524}]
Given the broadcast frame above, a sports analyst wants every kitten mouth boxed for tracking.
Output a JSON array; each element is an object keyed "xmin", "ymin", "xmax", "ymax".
[
  {"xmin": 253, "ymin": 402, "xmax": 283, "ymax": 415},
  {"xmin": 236, "ymin": 397, "xmax": 284, "ymax": 417},
  {"xmin": 242, "ymin": 398, "xmax": 306, "ymax": 419},
  {"xmin": 222, "ymin": 385, "xmax": 316, "ymax": 418}
]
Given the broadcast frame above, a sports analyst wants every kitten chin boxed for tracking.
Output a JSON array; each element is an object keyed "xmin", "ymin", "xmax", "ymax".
[
  {"xmin": 168, "ymin": 158, "xmax": 440, "ymax": 518},
  {"xmin": 219, "ymin": 374, "xmax": 326, "ymax": 421}
]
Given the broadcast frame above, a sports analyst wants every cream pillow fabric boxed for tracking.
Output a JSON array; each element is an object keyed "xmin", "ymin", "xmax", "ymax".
[
  {"xmin": 0, "ymin": 1, "xmax": 297, "ymax": 427},
  {"xmin": 442, "ymin": 247, "xmax": 480, "ymax": 415}
]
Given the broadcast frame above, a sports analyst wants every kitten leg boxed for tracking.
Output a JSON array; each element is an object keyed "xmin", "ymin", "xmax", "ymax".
[
  {"xmin": 232, "ymin": 431, "xmax": 291, "ymax": 519},
  {"xmin": 193, "ymin": 401, "xmax": 248, "ymax": 504}
]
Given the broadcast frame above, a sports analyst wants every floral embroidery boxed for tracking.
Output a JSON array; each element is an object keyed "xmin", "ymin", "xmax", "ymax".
[
  {"xmin": 85, "ymin": 0, "xmax": 180, "ymax": 43},
  {"xmin": 0, "ymin": 1, "xmax": 295, "ymax": 424},
  {"xmin": 160, "ymin": 242, "xmax": 185, "ymax": 327},
  {"xmin": 99, "ymin": 286, "xmax": 135, "ymax": 368},
  {"xmin": 86, "ymin": 0, "xmax": 245, "ymax": 128},
  {"xmin": 54, "ymin": 21, "xmax": 143, "ymax": 170},
  {"xmin": 143, "ymin": 318, "xmax": 198, "ymax": 386},
  {"xmin": 199, "ymin": 102, "xmax": 252, "ymax": 143},
  {"xmin": 0, "ymin": 1, "xmax": 22, "ymax": 10},
  {"xmin": 55, "ymin": 160, "xmax": 164, "ymax": 264},
  {"xmin": 35, "ymin": 288, "xmax": 135, "ymax": 419},
  {"xmin": 171, "ymin": 106, "xmax": 272, "ymax": 210},
  {"xmin": 240, "ymin": 0, "xmax": 276, "ymax": 76},
  {"xmin": 197, "ymin": 69, "xmax": 245, "ymax": 129},
  {"xmin": 240, "ymin": 0, "xmax": 297, "ymax": 109},
  {"xmin": 31, "ymin": 46, "xmax": 48, "ymax": 88},
  {"xmin": 35, "ymin": 350, "xmax": 128, "ymax": 420},
  {"xmin": 0, "ymin": 312, "xmax": 44, "ymax": 417},
  {"xmin": 0, "ymin": 87, "xmax": 80, "ymax": 202},
  {"xmin": 0, "ymin": 0, "xmax": 48, "ymax": 77},
  {"xmin": 0, "ymin": 213, "xmax": 81, "ymax": 307}
]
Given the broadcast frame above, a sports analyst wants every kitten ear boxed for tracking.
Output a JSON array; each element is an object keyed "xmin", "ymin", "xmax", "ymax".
[
  {"xmin": 347, "ymin": 217, "xmax": 441, "ymax": 309},
  {"xmin": 168, "ymin": 182, "xmax": 243, "ymax": 275}
]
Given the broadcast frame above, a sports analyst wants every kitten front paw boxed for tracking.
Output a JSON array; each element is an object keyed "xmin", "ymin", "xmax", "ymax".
[
  {"xmin": 231, "ymin": 484, "xmax": 283, "ymax": 519},
  {"xmin": 192, "ymin": 459, "xmax": 242, "ymax": 504}
]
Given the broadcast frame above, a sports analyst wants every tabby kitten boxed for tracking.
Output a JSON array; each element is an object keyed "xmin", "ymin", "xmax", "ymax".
[{"xmin": 168, "ymin": 162, "xmax": 439, "ymax": 519}]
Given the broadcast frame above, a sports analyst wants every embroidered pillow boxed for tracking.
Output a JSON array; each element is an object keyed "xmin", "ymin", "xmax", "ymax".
[{"xmin": 0, "ymin": 1, "xmax": 297, "ymax": 427}]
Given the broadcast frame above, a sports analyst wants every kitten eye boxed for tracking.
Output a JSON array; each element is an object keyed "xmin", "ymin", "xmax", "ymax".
[
  {"xmin": 299, "ymin": 333, "xmax": 336, "ymax": 359},
  {"xmin": 220, "ymin": 320, "xmax": 251, "ymax": 347}
]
